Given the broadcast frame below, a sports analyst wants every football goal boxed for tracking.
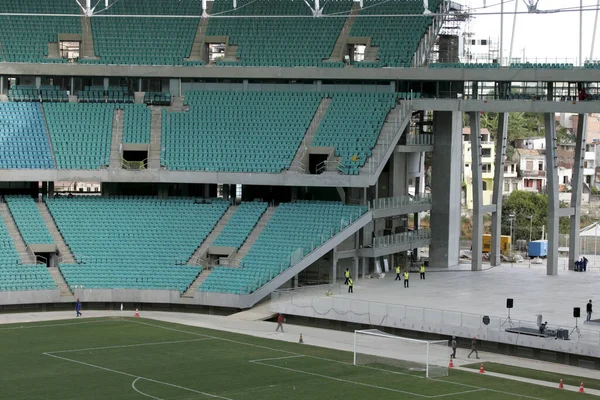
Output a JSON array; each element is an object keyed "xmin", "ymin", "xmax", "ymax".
[{"xmin": 353, "ymin": 329, "xmax": 449, "ymax": 378}]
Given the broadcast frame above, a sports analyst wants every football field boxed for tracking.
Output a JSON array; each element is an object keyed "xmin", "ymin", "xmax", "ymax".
[{"xmin": 0, "ymin": 317, "xmax": 591, "ymax": 399}]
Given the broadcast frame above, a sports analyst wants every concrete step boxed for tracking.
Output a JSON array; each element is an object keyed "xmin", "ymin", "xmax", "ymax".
[
  {"xmin": 289, "ymin": 98, "xmax": 332, "ymax": 173},
  {"xmin": 80, "ymin": 16, "xmax": 99, "ymax": 59},
  {"xmin": 109, "ymin": 109, "xmax": 124, "ymax": 169},
  {"xmin": 48, "ymin": 266, "xmax": 74, "ymax": 297},
  {"xmin": 0, "ymin": 203, "xmax": 35, "ymax": 264},
  {"xmin": 149, "ymin": 107, "xmax": 163, "ymax": 169},
  {"xmin": 187, "ymin": 205, "xmax": 237, "ymax": 265},
  {"xmin": 325, "ymin": 3, "xmax": 360, "ymax": 62},
  {"xmin": 181, "ymin": 269, "xmax": 212, "ymax": 298},
  {"xmin": 234, "ymin": 206, "xmax": 276, "ymax": 262},
  {"xmin": 39, "ymin": 104, "xmax": 57, "ymax": 168},
  {"xmin": 36, "ymin": 202, "xmax": 76, "ymax": 264},
  {"xmin": 185, "ymin": 4, "xmax": 212, "ymax": 61},
  {"xmin": 46, "ymin": 43, "xmax": 60, "ymax": 59}
]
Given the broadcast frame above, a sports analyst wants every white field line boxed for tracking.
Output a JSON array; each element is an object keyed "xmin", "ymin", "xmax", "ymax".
[
  {"xmin": 130, "ymin": 319, "xmax": 549, "ymax": 400},
  {"xmin": 0, "ymin": 320, "xmax": 109, "ymax": 331},
  {"xmin": 132, "ymin": 377, "xmax": 163, "ymax": 400},
  {"xmin": 249, "ymin": 355, "xmax": 305, "ymax": 363},
  {"xmin": 427, "ymin": 389, "xmax": 487, "ymax": 398},
  {"xmin": 44, "ymin": 352, "xmax": 233, "ymax": 400},
  {"xmin": 46, "ymin": 338, "xmax": 213, "ymax": 354}
]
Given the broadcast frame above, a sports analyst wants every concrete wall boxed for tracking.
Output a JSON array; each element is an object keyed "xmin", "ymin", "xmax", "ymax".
[
  {"xmin": 0, "ymin": 290, "xmax": 60, "ymax": 306},
  {"xmin": 74, "ymin": 289, "xmax": 180, "ymax": 304}
]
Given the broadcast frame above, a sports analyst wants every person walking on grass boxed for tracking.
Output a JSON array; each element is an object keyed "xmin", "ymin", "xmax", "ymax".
[
  {"xmin": 467, "ymin": 337, "xmax": 479, "ymax": 359},
  {"xmin": 419, "ymin": 263, "xmax": 426, "ymax": 280},
  {"xmin": 75, "ymin": 298, "xmax": 82, "ymax": 317},
  {"xmin": 276, "ymin": 313, "xmax": 284, "ymax": 332},
  {"xmin": 395, "ymin": 265, "xmax": 402, "ymax": 281},
  {"xmin": 403, "ymin": 270, "xmax": 410, "ymax": 288},
  {"xmin": 451, "ymin": 336, "xmax": 457, "ymax": 359},
  {"xmin": 587, "ymin": 300, "xmax": 593, "ymax": 322},
  {"xmin": 344, "ymin": 268, "xmax": 350, "ymax": 285},
  {"xmin": 348, "ymin": 277, "xmax": 354, "ymax": 293}
]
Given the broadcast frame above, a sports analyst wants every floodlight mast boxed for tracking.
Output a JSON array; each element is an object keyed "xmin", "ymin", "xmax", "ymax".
[{"xmin": 202, "ymin": 0, "xmax": 208, "ymax": 17}]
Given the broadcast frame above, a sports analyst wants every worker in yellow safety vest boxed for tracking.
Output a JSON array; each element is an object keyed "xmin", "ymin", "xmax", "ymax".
[
  {"xmin": 348, "ymin": 277, "xmax": 354, "ymax": 293},
  {"xmin": 344, "ymin": 268, "xmax": 350, "ymax": 285},
  {"xmin": 420, "ymin": 264, "xmax": 425, "ymax": 280},
  {"xmin": 403, "ymin": 270, "xmax": 410, "ymax": 288},
  {"xmin": 395, "ymin": 265, "xmax": 401, "ymax": 281}
]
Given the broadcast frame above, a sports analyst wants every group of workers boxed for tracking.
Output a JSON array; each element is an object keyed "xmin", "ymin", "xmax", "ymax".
[{"xmin": 394, "ymin": 264, "xmax": 426, "ymax": 288}]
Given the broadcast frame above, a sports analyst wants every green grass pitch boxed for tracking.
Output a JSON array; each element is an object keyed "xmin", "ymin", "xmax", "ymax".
[{"xmin": 0, "ymin": 317, "xmax": 592, "ymax": 399}]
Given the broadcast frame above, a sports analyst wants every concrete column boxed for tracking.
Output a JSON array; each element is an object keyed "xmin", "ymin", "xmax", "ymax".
[
  {"xmin": 491, "ymin": 113, "xmax": 508, "ymax": 266},
  {"xmin": 353, "ymin": 256, "xmax": 359, "ymax": 280},
  {"xmin": 392, "ymin": 152, "xmax": 408, "ymax": 197},
  {"xmin": 472, "ymin": 81, "xmax": 479, "ymax": 99},
  {"xmin": 545, "ymin": 113, "xmax": 559, "ymax": 276},
  {"xmin": 469, "ymin": 112, "xmax": 483, "ymax": 271},
  {"xmin": 35, "ymin": 77, "xmax": 41, "ymax": 89},
  {"xmin": 569, "ymin": 114, "xmax": 588, "ymax": 268},
  {"xmin": 0, "ymin": 76, "xmax": 4, "ymax": 94},
  {"xmin": 547, "ymin": 82, "xmax": 554, "ymax": 101},
  {"xmin": 138, "ymin": 78, "xmax": 142, "ymax": 92},
  {"xmin": 48, "ymin": 182, "xmax": 55, "ymax": 199},
  {"xmin": 331, "ymin": 248, "xmax": 337, "ymax": 283},
  {"xmin": 103, "ymin": 78, "xmax": 109, "ymax": 90},
  {"xmin": 169, "ymin": 79, "xmax": 180, "ymax": 97},
  {"xmin": 243, "ymin": 80, "xmax": 249, "ymax": 91},
  {"xmin": 430, "ymin": 111, "xmax": 462, "ymax": 268}
]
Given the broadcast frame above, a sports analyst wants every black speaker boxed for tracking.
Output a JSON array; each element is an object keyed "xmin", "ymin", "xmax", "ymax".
[
  {"xmin": 506, "ymin": 298, "xmax": 514, "ymax": 309},
  {"xmin": 574, "ymin": 307, "xmax": 581, "ymax": 318}
]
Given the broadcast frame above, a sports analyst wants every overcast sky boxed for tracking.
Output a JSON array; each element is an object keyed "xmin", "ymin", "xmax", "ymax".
[{"xmin": 464, "ymin": 0, "xmax": 600, "ymax": 63}]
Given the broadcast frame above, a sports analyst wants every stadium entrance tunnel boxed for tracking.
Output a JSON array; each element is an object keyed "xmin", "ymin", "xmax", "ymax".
[{"xmin": 122, "ymin": 147, "xmax": 148, "ymax": 170}]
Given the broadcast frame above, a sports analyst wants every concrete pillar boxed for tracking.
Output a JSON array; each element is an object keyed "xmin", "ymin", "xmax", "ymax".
[
  {"xmin": 316, "ymin": 80, "xmax": 322, "ymax": 93},
  {"xmin": 569, "ymin": 114, "xmax": 588, "ymax": 268},
  {"xmin": 169, "ymin": 79, "xmax": 180, "ymax": 97},
  {"xmin": 491, "ymin": 113, "xmax": 508, "ymax": 266},
  {"xmin": 545, "ymin": 113, "xmax": 559, "ymax": 276},
  {"xmin": 392, "ymin": 152, "xmax": 408, "ymax": 197},
  {"xmin": 35, "ymin": 76, "xmax": 41, "ymax": 89},
  {"xmin": 138, "ymin": 78, "xmax": 142, "ymax": 92},
  {"xmin": 103, "ymin": 77, "xmax": 109, "ymax": 90},
  {"xmin": 469, "ymin": 112, "xmax": 483, "ymax": 271},
  {"xmin": 0, "ymin": 76, "xmax": 4, "ymax": 94},
  {"xmin": 547, "ymin": 82, "xmax": 554, "ymax": 101},
  {"xmin": 472, "ymin": 81, "xmax": 479, "ymax": 99},
  {"xmin": 48, "ymin": 182, "xmax": 55, "ymax": 199},
  {"xmin": 331, "ymin": 249, "xmax": 337, "ymax": 283},
  {"xmin": 353, "ymin": 256, "xmax": 359, "ymax": 280},
  {"xmin": 243, "ymin": 79, "xmax": 249, "ymax": 91},
  {"xmin": 430, "ymin": 111, "xmax": 462, "ymax": 268}
]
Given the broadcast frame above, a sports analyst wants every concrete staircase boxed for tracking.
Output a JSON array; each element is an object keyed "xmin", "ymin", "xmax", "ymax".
[
  {"xmin": 172, "ymin": 96, "xmax": 184, "ymax": 109},
  {"xmin": 80, "ymin": 16, "xmax": 99, "ymax": 59},
  {"xmin": 187, "ymin": 205, "xmax": 237, "ymax": 265},
  {"xmin": 39, "ymin": 104, "xmax": 58, "ymax": 168},
  {"xmin": 361, "ymin": 102, "xmax": 412, "ymax": 182},
  {"xmin": 325, "ymin": 3, "xmax": 360, "ymax": 62},
  {"xmin": 46, "ymin": 43, "xmax": 60, "ymax": 60},
  {"xmin": 185, "ymin": 5, "xmax": 212, "ymax": 62},
  {"xmin": 36, "ymin": 202, "xmax": 76, "ymax": 264},
  {"xmin": 0, "ymin": 203, "xmax": 35, "ymax": 264},
  {"xmin": 181, "ymin": 269, "xmax": 212, "ymax": 298},
  {"xmin": 48, "ymin": 267, "xmax": 74, "ymax": 297},
  {"xmin": 0, "ymin": 40, "xmax": 5, "ymax": 62},
  {"xmin": 149, "ymin": 108, "xmax": 162, "ymax": 169},
  {"xmin": 233, "ymin": 206, "xmax": 276, "ymax": 262},
  {"xmin": 109, "ymin": 109, "xmax": 124, "ymax": 169},
  {"xmin": 290, "ymin": 98, "xmax": 332, "ymax": 172}
]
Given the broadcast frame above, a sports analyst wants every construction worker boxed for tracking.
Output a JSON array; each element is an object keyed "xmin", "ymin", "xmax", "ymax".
[
  {"xmin": 467, "ymin": 337, "xmax": 480, "ymax": 359},
  {"xmin": 348, "ymin": 277, "xmax": 354, "ymax": 293},
  {"xmin": 451, "ymin": 336, "xmax": 457, "ymax": 359},
  {"xmin": 419, "ymin": 263, "xmax": 425, "ymax": 280},
  {"xmin": 344, "ymin": 268, "xmax": 350, "ymax": 285},
  {"xmin": 276, "ymin": 313, "xmax": 284, "ymax": 332},
  {"xmin": 403, "ymin": 270, "xmax": 410, "ymax": 288},
  {"xmin": 395, "ymin": 265, "xmax": 401, "ymax": 281}
]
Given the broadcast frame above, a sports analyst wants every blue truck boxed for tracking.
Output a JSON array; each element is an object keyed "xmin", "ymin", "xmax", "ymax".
[{"xmin": 528, "ymin": 240, "xmax": 548, "ymax": 258}]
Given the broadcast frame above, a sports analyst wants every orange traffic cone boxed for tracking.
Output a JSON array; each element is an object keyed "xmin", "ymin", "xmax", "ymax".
[
  {"xmin": 579, "ymin": 382, "xmax": 585, "ymax": 393},
  {"xmin": 134, "ymin": 309, "xmax": 140, "ymax": 318},
  {"xmin": 479, "ymin": 363, "xmax": 485, "ymax": 374},
  {"xmin": 448, "ymin": 358, "xmax": 454, "ymax": 368},
  {"xmin": 558, "ymin": 379, "xmax": 564, "ymax": 389}
]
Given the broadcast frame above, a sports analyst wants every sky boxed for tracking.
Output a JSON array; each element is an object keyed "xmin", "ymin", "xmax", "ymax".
[{"xmin": 463, "ymin": 0, "xmax": 600, "ymax": 64}]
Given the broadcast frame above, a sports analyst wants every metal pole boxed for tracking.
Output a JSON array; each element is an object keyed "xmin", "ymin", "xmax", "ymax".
[
  {"xmin": 529, "ymin": 216, "xmax": 533, "ymax": 243},
  {"xmin": 595, "ymin": 222, "xmax": 598, "ymax": 267},
  {"xmin": 508, "ymin": 0, "xmax": 519, "ymax": 63},
  {"xmin": 500, "ymin": 0, "xmax": 504, "ymax": 65},
  {"xmin": 580, "ymin": 0, "xmax": 584, "ymax": 66},
  {"xmin": 591, "ymin": 0, "xmax": 600, "ymax": 60}
]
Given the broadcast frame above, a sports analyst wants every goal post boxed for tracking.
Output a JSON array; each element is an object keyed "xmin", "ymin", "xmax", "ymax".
[{"xmin": 353, "ymin": 329, "xmax": 449, "ymax": 378}]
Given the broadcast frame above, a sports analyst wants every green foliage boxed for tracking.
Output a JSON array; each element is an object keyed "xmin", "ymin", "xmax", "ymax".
[
  {"xmin": 502, "ymin": 191, "xmax": 570, "ymax": 240},
  {"xmin": 592, "ymin": 186, "xmax": 600, "ymax": 195},
  {"xmin": 480, "ymin": 112, "xmax": 543, "ymax": 143}
]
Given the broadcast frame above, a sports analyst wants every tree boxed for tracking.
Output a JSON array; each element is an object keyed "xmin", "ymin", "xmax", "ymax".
[{"xmin": 501, "ymin": 191, "xmax": 570, "ymax": 241}]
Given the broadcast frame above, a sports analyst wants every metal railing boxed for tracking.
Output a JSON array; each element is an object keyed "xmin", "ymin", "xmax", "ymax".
[
  {"xmin": 121, "ymin": 158, "xmax": 147, "ymax": 170},
  {"xmin": 373, "ymin": 228, "xmax": 432, "ymax": 249},
  {"xmin": 372, "ymin": 194, "xmax": 431, "ymax": 210},
  {"xmin": 367, "ymin": 101, "xmax": 411, "ymax": 175},
  {"xmin": 405, "ymin": 134, "xmax": 434, "ymax": 146}
]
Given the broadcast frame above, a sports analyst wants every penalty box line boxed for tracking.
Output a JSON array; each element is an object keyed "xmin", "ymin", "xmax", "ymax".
[{"xmin": 127, "ymin": 320, "xmax": 545, "ymax": 400}]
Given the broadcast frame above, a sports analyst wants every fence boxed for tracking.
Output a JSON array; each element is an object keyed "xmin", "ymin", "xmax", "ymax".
[
  {"xmin": 373, "ymin": 229, "xmax": 431, "ymax": 249},
  {"xmin": 372, "ymin": 194, "xmax": 431, "ymax": 210}
]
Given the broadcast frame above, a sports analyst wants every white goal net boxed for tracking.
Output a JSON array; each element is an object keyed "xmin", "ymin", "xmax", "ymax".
[{"xmin": 353, "ymin": 329, "xmax": 449, "ymax": 378}]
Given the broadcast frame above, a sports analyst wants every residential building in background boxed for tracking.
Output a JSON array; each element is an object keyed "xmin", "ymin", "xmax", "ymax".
[{"xmin": 462, "ymin": 127, "xmax": 494, "ymax": 209}]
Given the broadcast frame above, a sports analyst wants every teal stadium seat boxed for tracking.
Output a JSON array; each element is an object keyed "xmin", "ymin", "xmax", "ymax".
[
  {"xmin": 4, "ymin": 195, "xmax": 54, "ymax": 245},
  {"xmin": 200, "ymin": 201, "xmax": 367, "ymax": 294},
  {"xmin": 0, "ymin": 102, "xmax": 55, "ymax": 169},
  {"xmin": 46, "ymin": 196, "xmax": 229, "ymax": 293},
  {"xmin": 123, "ymin": 104, "xmax": 151, "ymax": 144},
  {"xmin": 212, "ymin": 202, "xmax": 268, "ymax": 249}
]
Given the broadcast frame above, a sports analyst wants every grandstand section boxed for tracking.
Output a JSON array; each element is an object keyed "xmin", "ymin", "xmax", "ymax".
[
  {"xmin": 212, "ymin": 201, "xmax": 268, "ymax": 249},
  {"xmin": 4, "ymin": 196, "xmax": 54, "ymax": 246},
  {"xmin": 45, "ymin": 196, "xmax": 228, "ymax": 292},
  {"xmin": 122, "ymin": 104, "xmax": 151, "ymax": 144},
  {"xmin": 207, "ymin": 0, "xmax": 351, "ymax": 67},
  {"xmin": 0, "ymin": 0, "xmax": 80, "ymax": 63},
  {"xmin": 0, "ymin": 103, "xmax": 55, "ymax": 170},
  {"xmin": 162, "ymin": 91, "xmax": 321, "ymax": 172},
  {"xmin": 0, "ymin": 217, "xmax": 56, "ymax": 292},
  {"xmin": 44, "ymin": 103, "xmax": 113, "ymax": 170},
  {"xmin": 200, "ymin": 201, "xmax": 367, "ymax": 294},
  {"xmin": 82, "ymin": 0, "xmax": 200, "ymax": 66}
]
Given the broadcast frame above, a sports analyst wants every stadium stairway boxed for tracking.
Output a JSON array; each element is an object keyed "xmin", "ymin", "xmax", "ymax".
[
  {"xmin": 361, "ymin": 101, "xmax": 412, "ymax": 182},
  {"xmin": 47, "ymin": 266, "xmax": 74, "ymax": 297},
  {"xmin": 0, "ymin": 203, "xmax": 36, "ymax": 264},
  {"xmin": 39, "ymin": 105, "xmax": 58, "ymax": 168},
  {"xmin": 289, "ymin": 98, "xmax": 332, "ymax": 173},
  {"xmin": 187, "ymin": 204, "xmax": 236, "ymax": 265},
  {"xmin": 231, "ymin": 206, "xmax": 276, "ymax": 263},
  {"xmin": 36, "ymin": 201, "xmax": 76, "ymax": 264},
  {"xmin": 109, "ymin": 108, "xmax": 123, "ymax": 169},
  {"xmin": 325, "ymin": 3, "xmax": 360, "ymax": 63},
  {"xmin": 79, "ymin": 16, "xmax": 99, "ymax": 60},
  {"xmin": 184, "ymin": 2, "xmax": 213, "ymax": 62},
  {"xmin": 148, "ymin": 107, "xmax": 162, "ymax": 169}
]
